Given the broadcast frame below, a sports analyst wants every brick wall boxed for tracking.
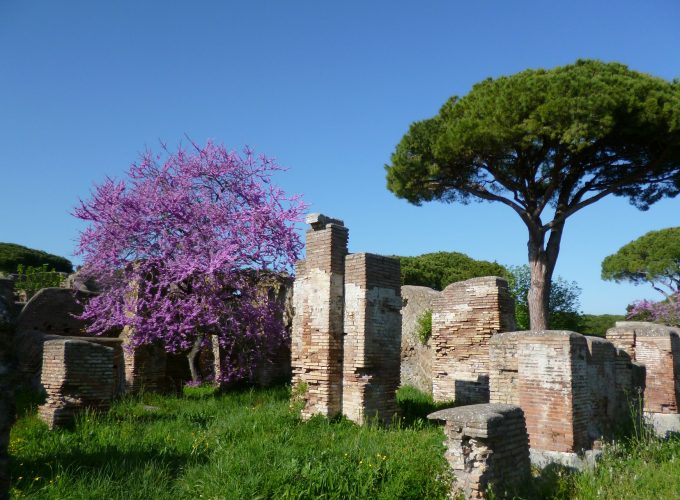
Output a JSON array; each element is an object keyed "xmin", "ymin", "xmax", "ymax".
[
  {"xmin": 432, "ymin": 277, "xmax": 515, "ymax": 404},
  {"xmin": 428, "ymin": 404, "xmax": 530, "ymax": 499},
  {"xmin": 343, "ymin": 253, "xmax": 402, "ymax": 424},
  {"xmin": 606, "ymin": 321, "xmax": 680, "ymax": 414},
  {"xmin": 518, "ymin": 331, "xmax": 590, "ymax": 453},
  {"xmin": 38, "ymin": 339, "xmax": 113, "ymax": 429},
  {"xmin": 489, "ymin": 331, "xmax": 529, "ymax": 405},
  {"xmin": 291, "ymin": 214, "xmax": 348, "ymax": 419}
]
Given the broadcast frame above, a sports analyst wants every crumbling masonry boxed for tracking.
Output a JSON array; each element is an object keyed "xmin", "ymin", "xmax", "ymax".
[
  {"xmin": 38, "ymin": 338, "xmax": 114, "ymax": 429},
  {"xmin": 432, "ymin": 277, "xmax": 515, "ymax": 404},
  {"xmin": 343, "ymin": 253, "xmax": 402, "ymax": 424},
  {"xmin": 291, "ymin": 214, "xmax": 402, "ymax": 423}
]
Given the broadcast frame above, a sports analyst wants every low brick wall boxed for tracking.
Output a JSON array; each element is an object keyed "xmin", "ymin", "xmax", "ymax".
[
  {"xmin": 428, "ymin": 404, "xmax": 530, "ymax": 499},
  {"xmin": 432, "ymin": 277, "xmax": 516, "ymax": 404},
  {"xmin": 121, "ymin": 327, "xmax": 168, "ymax": 394},
  {"xmin": 343, "ymin": 253, "xmax": 401, "ymax": 424},
  {"xmin": 38, "ymin": 339, "xmax": 113, "ymax": 429},
  {"xmin": 488, "ymin": 331, "xmax": 529, "ymax": 405},
  {"xmin": 606, "ymin": 321, "xmax": 680, "ymax": 414}
]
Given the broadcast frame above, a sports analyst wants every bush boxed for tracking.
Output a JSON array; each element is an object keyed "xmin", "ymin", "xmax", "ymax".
[
  {"xmin": 14, "ymin": 263, "xmax": 64, "ymax": 299},
  {"xmin": 392, "ymin": 251, "xmax": 509, "ymax": 291},
  {"xmin": 0, "ymin": 242, "xmax": 72, "ymax": 274},
  {"xmin": 416, "ymin": 309, "xmax": 432, "ymax": 345}
]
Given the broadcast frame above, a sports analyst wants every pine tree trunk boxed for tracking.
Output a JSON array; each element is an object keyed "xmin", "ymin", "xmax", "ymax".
[{"xmin": 526, "ymin": 221, "xmax": 563, "ymax": 331}]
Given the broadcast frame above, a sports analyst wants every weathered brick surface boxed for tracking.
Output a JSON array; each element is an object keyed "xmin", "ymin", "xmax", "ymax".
[
  {"xmin": 400, "ymin": 285, "xmax": 439, "ymax": 394},
  {"xmin": 489, "ymin": 331, "xmax": 529, "ymax": 405},
  {"xmin": 428, "ymin": 404, "xmax": 530, "ymax": 499},
  {"xmin": 491, "ymin": 330, "xmax": 645, "ymax": 455},
  {"xmin": 518, "ymin": 331, "xmax": 590, "ymax": 453},
  {"xmin": 38, "ymin": 339, "xmax": 113, "ymax": 429},
  {"xmin": 343, "ymin": 253, "xmax": 402, "ymax": 424},
  {"xmin": 291, "ymin": 214, "xmax": 348, "ymax": 419},
  {"xmin": 120, "ymin": 327, "xmax": 168, "ymax": 394},
  {"xmin": 432, "ymin": 277, "xmax": 515, "ymax": 404},
  {"xmin": 606, "ymin": 321, "xmax": 680, "ymax": 414}
]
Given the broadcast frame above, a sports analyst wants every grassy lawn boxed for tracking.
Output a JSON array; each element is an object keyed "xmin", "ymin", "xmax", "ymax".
[
  {"xmin": 10, "ymin": 385, "xmax": 680, "ymax": 499},
  {"xmin": 10, "ymin": 386, "xmax": 451, "ymax": 499}
]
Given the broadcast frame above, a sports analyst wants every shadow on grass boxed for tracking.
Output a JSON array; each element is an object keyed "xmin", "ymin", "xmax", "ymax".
[
  {"xmin": 395, "ymin": 385, "xmax": 457, "ymax": 427},
  {"xmin": 10, "ymin": 445, "xmax": 210, "ymax": 494}
]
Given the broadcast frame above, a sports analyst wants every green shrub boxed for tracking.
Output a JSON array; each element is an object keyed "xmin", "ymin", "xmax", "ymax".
[
  {"xmin": 0, "ymin": 242, "xmax": 72, "ymax": 274},
  {"xmin": 416, "ymin": 309, "xmax": 432, "ymax": 344},
  {"xmin": 15, "ymin": 263, "xmax": 64, "ymax": 299}
]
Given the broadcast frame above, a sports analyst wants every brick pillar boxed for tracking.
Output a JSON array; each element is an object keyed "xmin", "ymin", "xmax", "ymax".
[
  {"xmin": 291, "ymin": 213, "xmax": 348, "ymax": 419},
  {"xmin": 428, "ymin": 404, "xmax": 530, "ymax": 499},
  {"xmin": 432, "ymin": 277, "xmax": 515, "ymax": 404},
  {"xmin": 343, "ymin": 253, "xmax": 402, "ymax": 424},
  {"xmin": 518, "ymin": 331, "xmax": 589, "ymax": 453},
  {"xmin": 38, "ymin": 339, "xmax": 114, "ymax": 429}
]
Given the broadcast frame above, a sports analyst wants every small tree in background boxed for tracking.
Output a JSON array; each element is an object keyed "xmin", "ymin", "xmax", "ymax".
[
  {"xmin": 602, "ymin": 227, "xmax": 680, "ymax": 302},
  {"xmin": 508, "ymin": 264, "xmax": 582, "ymax": 331},
  {"xmin": 74, "ymin": 141, "xmax": 305, "ymax": 383}
]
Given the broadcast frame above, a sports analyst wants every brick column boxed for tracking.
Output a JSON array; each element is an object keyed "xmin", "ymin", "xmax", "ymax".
[
  {"xmin": 518, "ymin": 331, "xmax": 590, "ymax": 453},
  {"xmin": 291, "ymin": 214, "xmax": 348, "ymax": 418},
  {"xmin": 428, "ymin": 404, "xmax": 530, "ymax": 499},
  {"xmin": 38, "ymin": 339, "xmax": 114, "ymax": 429},
  {"xmin": 120, "ymin": 327, "xmax": 168, "ymax": 394},
  {"xmin": 432, "ymin": 277, "xmax": 515, "ymax": 404},
  {"xmin": 343, "ymin": 253, "xmax": 402, "ymax": 424}
]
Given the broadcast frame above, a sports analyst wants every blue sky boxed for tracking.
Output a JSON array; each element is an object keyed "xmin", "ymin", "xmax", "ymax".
[{"xmin": 1, "ymin": 0, "xmax": 679, "ymax": 314}]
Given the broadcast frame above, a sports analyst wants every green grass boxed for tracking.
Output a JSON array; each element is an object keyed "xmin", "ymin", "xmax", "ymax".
[
  {"xmin": 10, "ymin": 385, "xmax": 451, "ymax": 499},
  {"xmin": 11, "ymin": 384, "xmax": 680, "ymax": 499}
]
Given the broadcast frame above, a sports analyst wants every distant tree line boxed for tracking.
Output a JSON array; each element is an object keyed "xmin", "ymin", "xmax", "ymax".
[{"xmin": 0, "ymin": 243, "xmax": 72, "ymax": 274}]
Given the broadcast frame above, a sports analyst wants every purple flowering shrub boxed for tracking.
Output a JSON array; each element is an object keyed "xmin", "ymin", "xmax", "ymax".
[
  {"xmin": 74, "ymin": 141, "xmax": 305, "ymax": 383},
  {"xmin": 627, "ymin": 293, "xmax": 680, "ymax": 326}
]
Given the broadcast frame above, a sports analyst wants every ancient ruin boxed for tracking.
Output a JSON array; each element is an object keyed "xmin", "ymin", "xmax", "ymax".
[
  {"xmin": 489, "ymin": 330, "xmax": 645, "ymax": 468},
  {"xmin": 291, "ymin": 213, "xmax": 348, "ymax": 418},
  {"xmin": 291, "ymin": 214, "xmax": 403, "ymax": 423},
  {"xmin": 0, "ymin": 279, "xmax": 15, "ymax": 499},
  {"xmin": 343, "ymin": 253, "xmax": 402, "ymax": 424},
  {"xmin": 607, "ymin": 321, "xmax": 680, "ymax": 436},
  {"xmin": 400, "ymin": 285, "xmax": 439, "ymax": 394},
  {"xmin": 38, "ymin": 338, "xmax": 114, "ymax": 429},
  {"xmin": 428, "ymin": 404, "xmax": 531, "ymax": 499},
  {"xmin": 432, "ymin": 277, "xmax": 515, "ymax": 404}
]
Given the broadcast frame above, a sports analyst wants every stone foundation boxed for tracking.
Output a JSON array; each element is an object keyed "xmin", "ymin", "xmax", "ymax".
[
  {"xmin": 428, "ymin": 404, "xmax": 530, "ymax": 499},
  {"xmin": 343, "ymin": 253, "xmax": 401, "ymax": 424},
  {"xmin": 291, "ymin": 214, "xmax": 348, "ymax": 419},
  {"xmin": 432, "ymin": 277, "xmax": 515, "ymax": 404},
  {"xmin": 38, "ymin": 339, "xmax": 113, "ymax": 429}
]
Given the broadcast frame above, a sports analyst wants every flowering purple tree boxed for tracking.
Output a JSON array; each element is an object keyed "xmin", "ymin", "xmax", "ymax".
[
  {"xmin": 74, "ymin": 141, "xmax": 306, "ymax": 383},
  {"xmin": 627, "ymin": 293, "xmax": 680, "ymax": 327}
]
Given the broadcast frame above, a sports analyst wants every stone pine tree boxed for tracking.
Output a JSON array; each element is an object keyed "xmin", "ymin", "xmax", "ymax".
[
  {"xmin": 386, "ymin": 60, "xmax": 680, "ymax": 330},
  {"xmin": 602, "ymin": 227, "xmax": 680, "ymax": 302}
]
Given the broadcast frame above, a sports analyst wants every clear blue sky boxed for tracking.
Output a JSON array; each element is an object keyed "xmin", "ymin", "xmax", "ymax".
[{"xmin": 1, "ymin": 1, "xmax": 679, "ymax": 314}]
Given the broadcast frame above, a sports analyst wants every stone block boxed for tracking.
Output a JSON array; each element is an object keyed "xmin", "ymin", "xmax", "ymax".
[
  {"xmin": 428, "ymin": 404, "xmax": 530, "ymax": 499},
  {"xmin": 38, "ymin": 338, "xmax": 113, "ymax": 429}
]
